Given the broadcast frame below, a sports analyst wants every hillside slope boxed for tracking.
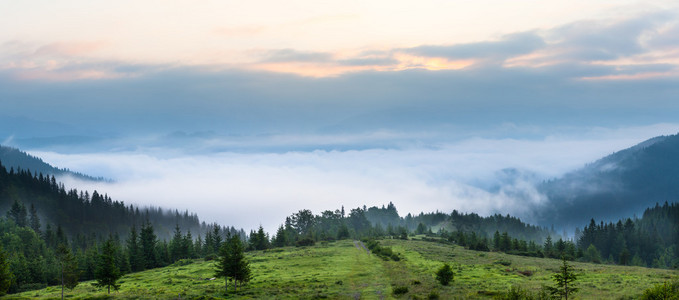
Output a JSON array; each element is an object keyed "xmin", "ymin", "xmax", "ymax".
[
  {"xmin": 538, "ymin": 133, "xmax": 679, "ymax": 228},
  {"xmin": 6, "ymin": 239, "xmax": 676, "ymax": 299},
  {"xmin": 0, "ymin": 145, "xmax": 105, "ymax": 181}
]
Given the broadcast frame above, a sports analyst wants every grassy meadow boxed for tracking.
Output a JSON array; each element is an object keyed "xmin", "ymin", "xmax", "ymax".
[{"xmin": 5, "ymin": 238, "xmax": 677, "ymax": 299}]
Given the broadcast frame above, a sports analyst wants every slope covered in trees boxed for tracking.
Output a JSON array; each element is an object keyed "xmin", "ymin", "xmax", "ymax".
[
  {"xmin": 576, "ymin": 201, "xmax": 679, "ymax": 269},
  {"xmin": 539, "ymin": 133, "xmax": 679, "ymax": 228},
  {"xmin": 0, "ymin": 146, "xmax": 105, "ymax": 181},
  {"xmin": 0, "ymin": 161, "xmax": 249, "ymax": 294}
]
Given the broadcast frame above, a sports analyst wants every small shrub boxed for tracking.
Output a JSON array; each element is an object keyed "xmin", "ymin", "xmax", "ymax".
[
  {"xmin": 494, "ymin": 260, "xmax": 511, "ymax": 266},
  {"xmin": 296, "ymin": 238, "xmax": 315, "ymax": 247},
  {"xmin": 411, "ymin": 280, "xmax": 421, "ymax": 285},
  {"xmin": 171, "ymin": 259, "xmax": 194, "ymax": 267},
  {"xmin": 641, "ymin": 281, "xmax": 679, "ymax": 300},
  {"xmin": 427, "ymin": 291, "xmax": 440, "ymax": 299},
  {"xmin": 435, "ymin": 263, "xmax": 454, "ymax": 286},
  {"xmin": 393, "ymin": 286, "xmax": 409, "ymax": 295},
  {"xmin": 494, "ymin": 285, "xmax": 531, "ymax": 300}
]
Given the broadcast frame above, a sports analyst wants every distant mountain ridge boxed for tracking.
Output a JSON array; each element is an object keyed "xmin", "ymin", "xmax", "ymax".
[
  {"xmin": 538, "ymin": 133, "xmax": 679, "ymax": 228},
  {"xmin": 0, "ymin": 145, "xmax": 106, "ymax": 181}
]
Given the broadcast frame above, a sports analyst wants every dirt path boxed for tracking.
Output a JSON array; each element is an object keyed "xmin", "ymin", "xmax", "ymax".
[{"xmin": 354, "ymin": 240, "xmax": 371, "ymax": 255}]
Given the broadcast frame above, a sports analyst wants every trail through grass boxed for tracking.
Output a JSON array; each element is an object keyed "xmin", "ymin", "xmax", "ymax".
[{"xmin": 5, "ymin": 239, "xmax": 677, "ymax": 299}]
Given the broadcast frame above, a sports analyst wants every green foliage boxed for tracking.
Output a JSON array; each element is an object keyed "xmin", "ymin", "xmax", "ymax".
[
  {"xmin": 393, "ymin": 286, "xmax": 409, "ymax": 295},
  {"xmin": 583, "ymin": 244, "xmax": 602, "ymax": 264},
  {"xmin": 140, "ymin": 221, "xmax": 157, "ymax": 269},
  {"xmin": 249, "ymin": 225, "xmax": 270, "ymax": 251},
  {"xmin": 0, "ymin": 244, "xmax": 12, "ymax": 296},
  {"xmin": 435, "ymin": 263, "xmax": 454, "ymax": 286},
  {"xmin": 547, "ymin": 257, "xmax": 578, "ymax": 299},
  {"xmin": 4, "ymin": 239, "xmax": 679, "ymax": 299},
  {"xmin": 94, "ymin": 238, "xmax": 121, "ymax": 294},
  {"xmin": 364, "ymin": 239, "xmax": 400, "ymax": 261},
  {"xmin": 56, "ymin": 244, "xmax": 79, "ymax": 292},
  {"xmin": 214, "ymin": 235, "xmax": 251, "ymax": 293},
  {"xmin": 641, "ymin": 280, "xmax": 679, "ymax": 300}
]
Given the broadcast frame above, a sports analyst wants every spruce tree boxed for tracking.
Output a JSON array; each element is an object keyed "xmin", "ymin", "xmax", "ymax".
[
  {"xmin": 548, "ymin": 257, "xmax": 579, "ymax": 300},
  {"xmin": 170, "ymin": 224, "xmax": 183, "ymax": 262},
  {"xmin": 140, "ymin": 221, "xmax": 157, "ymax": 269},
  {"xmin": 126, "ymin": 225, "xmax": 144, "ymax": 272},
  {"xmin": 7, "ymin": 199, "xmax": 28, "ymax": 227},
  {"xmin": 56, "ymin": 244, "xmax": 79, "ymax": 300},
  {"xmin": 29, "ymin": 204, "xmax": 41, "ymax": 235},
  {"xmin": 95, "ymin": 238, "xmax": 121, "ymax": 294},
  {"xmin": 215, "ymin": 235, "xmax": 252, "ymax": 294}
]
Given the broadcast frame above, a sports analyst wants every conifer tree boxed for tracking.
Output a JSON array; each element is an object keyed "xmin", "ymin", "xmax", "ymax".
[
  {"xmin": 56, "ymin": 244, "xmax": 79, "ymax": 300},
  {"xmin": 273, "ymin": 225, "xmax": 287, "ymax": 247},
  {"xmin": 548, "ymin": 257, "xmax": 579, "ymax": 300},
  {"xmin": 29, "ymin": 203, "xmax": 41, "ymax": 235},
  {"xmin": 140, "ymin": 221, "xmax": 157, "ymax": 269},
  {"xmin": 95, "ymin": 238, "xmax": 121, "ymax": 294},
  {"xmin": 7, "ymin": 199, "xmax": 28, "ymax": 227},
  {"xmin": 215, "ymin": 235, "xmax": 251, "ymax": 294},
  {"xmin": 170, "ymin": 224, "xmax": 183, "ymax": 262},
  {"xmin": 184, "ymin": 230, "xmax": 195, "ymax": 259},
  {"xmin": 126, "ymin": 225, "xmax": 144, "ymax": 272}
]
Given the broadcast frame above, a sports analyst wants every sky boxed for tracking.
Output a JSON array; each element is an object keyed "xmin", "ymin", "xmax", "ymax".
[{"xmin": 2, "ymin": 0, "xmax": 679, "ymax": 232}]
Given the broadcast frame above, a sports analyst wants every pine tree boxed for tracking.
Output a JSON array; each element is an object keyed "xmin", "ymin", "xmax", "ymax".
[
  {"xmin": 140, "ymin": 221, "xmax": 157, "ymax": 269},
  {"xmin": 170, "ymin": 224, "xmax": 183, "ymax": 262},
  {"xmin": 56, "ymin": 244, "xmax": 79, "ymax": 300},
  {"xmin": 95, "ymin": 238, "xmax": 121, "ymax": 294},
  {"xmin": 184, "ymin": 230, "xmax": 195, "ymax": 259},
  {"xmin": 7, "ymin": 199, "xmax": 28, "ymax": 227},
  {"xmin": 29, "ymin": 203, "xmax": 41, "ymax": 235},
  {"xmin": 548, "ymin": 257, "xmax": 579, "ymax": 300},
  {"xmin": 215, "ymin": 235, "xmax": 252, "ymax": 294},
  {"xmin": 273, "ymin": 225, "xmax": 287, "ymax": 247},
  {"xmin": 126, "ymin": 225, "xmax": 144, "ymax": 272}
]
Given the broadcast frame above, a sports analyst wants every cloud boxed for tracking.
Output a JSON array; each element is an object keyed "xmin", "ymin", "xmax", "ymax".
[
  {"xmin": 27, "ymin": 123, "xmax": 679, "ymax": 233},
  {"xmin": 260, "ymin": 49, "xmax": 334, "ymax": 63},
  {"xmin": 405, "ymin": 32, "xmax": 546, "ymax": 62}
]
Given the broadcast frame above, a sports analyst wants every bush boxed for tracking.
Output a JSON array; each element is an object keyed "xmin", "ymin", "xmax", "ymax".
[
  {"xmin": 296, "ymin": 238, "xmax": 315, "ymax": 247},
  {"xmin": 435, "ymin": 263, "xmax": 454, "ymax": 286},
  {"xmin": 393, "ymin": 286, "xmax": 409, "ymax": 295},
  {"xmin": 171, "ymin": 259, "xmax": 193, "ymax": 267},
  {"xmin": 427, "ymin": 291, "xmax": 440, "ymax": 299},
  {"xmin": 641, "ymin": 281, "xmax": 679, "ymax": 300}
]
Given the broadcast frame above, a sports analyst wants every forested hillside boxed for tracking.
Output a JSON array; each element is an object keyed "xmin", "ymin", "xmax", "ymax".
[
  {"xmin": 576, "ymin": 201, "xmax": 679, "ymax": 269},
  {"xmin": 0, "ymin": 160, "xmax": 202, "ymax": 240},
  {"xmin": 0, "ymin": 160, "xmax": 247, "ymax": 294},
  {"xmin": 0, "ymin": 146, "xmax": 104, "ymax": 181},
  {"xmin": 540, "ymin": 133, "xmax": 679, "ymax": 228}
]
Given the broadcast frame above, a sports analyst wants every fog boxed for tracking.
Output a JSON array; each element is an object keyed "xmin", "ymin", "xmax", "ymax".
[{"xmin": 27, "ymin": 124, "xmax": 679, "ymax": 233}]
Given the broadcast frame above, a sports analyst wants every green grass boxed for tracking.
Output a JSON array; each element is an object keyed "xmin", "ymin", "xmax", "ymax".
[{"xmin": 5, "ymin": 239, "xmax": 677, "ymax": 299}]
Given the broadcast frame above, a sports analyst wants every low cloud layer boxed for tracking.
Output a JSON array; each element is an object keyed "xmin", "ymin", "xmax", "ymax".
[{"xmin": 28, "ymin": 124, "xmax": 679, "ymax": 233}]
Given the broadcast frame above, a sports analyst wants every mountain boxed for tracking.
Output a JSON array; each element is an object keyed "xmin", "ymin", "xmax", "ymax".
[
  {"xmin": 538, "ymin": 133, "xmax": 679, "ymax": 229},
  {"xmin": 0, "ymin": 145, "xmax": 106, "ymax": 181}
]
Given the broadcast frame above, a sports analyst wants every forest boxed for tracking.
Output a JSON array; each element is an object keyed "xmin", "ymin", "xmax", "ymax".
[{"xmin": 0, "ymin": 159, "xmax": 678, "ymax": 296}]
